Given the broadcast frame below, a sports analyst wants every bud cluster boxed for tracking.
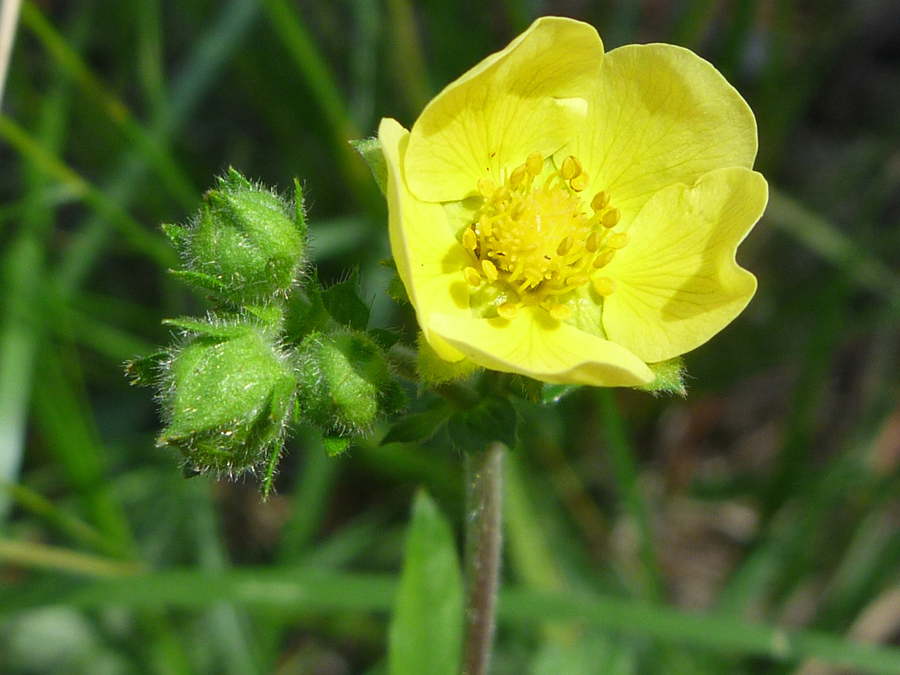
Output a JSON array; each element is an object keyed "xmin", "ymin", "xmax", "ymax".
[{"xmin": 128, "ymin": 170, "xmax": 405, "ymax": 496}]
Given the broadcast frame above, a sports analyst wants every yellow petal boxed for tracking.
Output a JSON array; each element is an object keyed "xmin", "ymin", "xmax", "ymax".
[
  {"xmin": 567, "ymin": 44, "xmax": 758, "ymax": 225},
  {"xmin": 601, "ymin": 167, "xmax": 768, "ymax": 363},
  {"xmin": 405, "ymin": 17, "xmax": 604, "ymax": 203},
  {"xmin": 379, "ymin": 117, "xmax": 471, "ymax": 361},
  {"xmin": 428, "ymin": 307, "xmax": 654, "ymax": 387}
]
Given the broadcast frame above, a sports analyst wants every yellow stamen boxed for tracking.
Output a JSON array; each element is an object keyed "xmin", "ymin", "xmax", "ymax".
[
  {"xmin": 509, "ymin": 164, "xmax": 528, "ymax": 188},
  {"xmin": 591, "ymin": 191, "xmax": 609, "ymax": 211},
  {"xmin": 569, "ymin": 171, "xmax": 589, "ymax": 192},
  {"xmin": 497, "ymin": 302, "xmax": 519, "ymax": 320},
  {"xmin": 556, "ymin": 236, "xmax": 573, "ymax": 256},
  {"xmin": 466, "ymin": 151, "xmax": 624, "ymax": 309},
  {"xmin": 478, "ymin": 177, "xmax": 495, "ymax": 198},
  {"xmin": 526, "ymin": 152, "xmax": 544, "ymax": 177},
  {"xmin": 560, "ymin": 155, "xmax": 582, "ymax": 180},
  {"xmin": 481, "ymin": 259, "xmax": 499, "ymax": 282},
  {"xmin": 479, "ymin": 214, "xmax": 492, "ymax": 237},
  {"xmin": 593, "ymin": 277, "xmax": 616, "ymax": 296},
  {"xmin": 548, "ymin": 303, "xmax": 571, "ymax": 321},
  {"xmin": 463, "ymin": 228, "xmax": 478, "ymax": 251},
  {"xmin": 464, "ymin": 267, "xmax": 482, "ymax": 287},
  {"xmin": 593, "ymin": 249, "xmax": 615, "ymax": 268},
  {"xmin": 510, "ymin": 200, "xmax": 526, "ymax": 220},
  {"xmin": 607, "ymin": 231, "xmax": 630, "ymax": 250},
  {"xmin": 601, "ymin": 208, "xmax": 621, "ymax": 229},
  {"xmin": 566, "ymin": 275, "xmax": 590, "ymax": 287}
]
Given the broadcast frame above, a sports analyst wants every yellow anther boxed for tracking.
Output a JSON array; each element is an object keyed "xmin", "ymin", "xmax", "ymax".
[
  {"xmin": 463, "ymin": 227, "xmax": 478, "ymax": 251},
  {"xmin": 607, "ymin": 231, "xmax": 630, "ymax": 250},
  {"xmin": 497, "ymin": 302, "xmax": 519, "ymax": 320},
  {"xmin": 509, "ymin": 164, "xmax": 528, "ymax": 188},
  {"xmin": 548, "ymin": 303, "xmax": 572, "ymax": 321},
  {"xmin": 593, "ymin": 249, "xmax": 615, "ymax": 268},
  {"xmin": 464, "ymin": 267, "xmax": 482, "ymax": 287},
  {"xmin": 560, "ymin": 155, "xmax": 582, "ymax": 181},
  {"xmin": 586, "ymin": 230, "xmax": 602, "ymax": 252},
  {"xmin": 481, "ymin": 259, "xmax": 499, "ymax": 282},
  {"xmin": 526, "ymin": 152, "xmax": 544, "ymax": 176},
  {"xmin": 566, "ymin": 274, "xmax": 591, "ymax": 287},
  {"xmin": 556, "ymin": 236, "xmax": 573, "ymax": 256},
  {"xmin": 478, "ymin": 214, "xmax": 493, "ymax": 237},
  {"xmin": 593, "ymin": 276, "xmax": 616, "ymax": 296},
  {"xmin": 510, "ymin": 200, "xmax": 526, "ymax": 220},
  {"xmin": 601, "ymin": 208, "xmax": 621, "ymax": 229},
  {"xmin": 591, "ymin": 191, "xmax": 610, "ymax": 211},
  {"xmin": 569, "ymin": 171, "xmax": 590, "ymax": 192},
  {"xmin": 477, "ymin": 177, "xmax": 495, "ymax": 198}
]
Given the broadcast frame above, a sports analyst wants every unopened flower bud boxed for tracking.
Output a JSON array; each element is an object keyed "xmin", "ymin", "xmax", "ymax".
[
  {"xmin": 156, "ymin": 320, "xmax": 296, "ymax": 475},
  {"xmin": 164, "ymin": 169, "xmax": 307, "ymax": 304},
  {"xmin": 296, "ymin": 331, "xmax": 405, "ymax": 446}
]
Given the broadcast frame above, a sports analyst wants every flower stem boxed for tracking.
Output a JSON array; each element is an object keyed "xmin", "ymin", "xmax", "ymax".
[{"xmin": 463, "ymin": 441, "xmax": 504, "ymax": 675}]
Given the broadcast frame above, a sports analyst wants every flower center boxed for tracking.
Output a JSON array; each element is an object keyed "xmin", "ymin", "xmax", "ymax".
[{"xmin": 462, "ymin": 152, "xmax": 628, "ymax": 321}]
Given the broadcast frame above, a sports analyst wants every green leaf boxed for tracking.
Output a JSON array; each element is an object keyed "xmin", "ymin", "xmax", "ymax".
[
  {"xmin": 321, "ymin": 271, "xmax": 370, "ymax": 330},
  {"xmin": 381, "ymin": 402, "xmax": 452, "ymax": 445},
  {"xmin": 352, "ymin": 137, "xmax": 387, "ymax": 196},
  {"xmin": 447, "ymin": 397, "xmax": 517, "ymax": 452},
  {"xmin": 388, "ymin": 490, "xmax": 464, "ymax": 675}
]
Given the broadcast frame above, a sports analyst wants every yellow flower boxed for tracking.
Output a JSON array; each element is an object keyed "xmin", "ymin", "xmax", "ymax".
[{"xmin": 379, "ymin": 16, "xmax": 768, "ymax": 387}]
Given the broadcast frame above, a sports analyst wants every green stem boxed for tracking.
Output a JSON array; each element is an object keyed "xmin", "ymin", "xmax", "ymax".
[{"xmin": 463, "ymin": 441, "xmax": 504, "ymax": 675}]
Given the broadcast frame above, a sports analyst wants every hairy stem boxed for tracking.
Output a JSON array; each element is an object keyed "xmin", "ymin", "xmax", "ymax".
[{"xmin": 463, "ymin": 441, "xmax": 504, "ymax": 675}]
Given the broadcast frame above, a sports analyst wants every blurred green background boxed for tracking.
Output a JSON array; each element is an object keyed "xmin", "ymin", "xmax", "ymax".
[{"xmin": 2, "ymin": 0, "xmax": 900, "ymax": 673}]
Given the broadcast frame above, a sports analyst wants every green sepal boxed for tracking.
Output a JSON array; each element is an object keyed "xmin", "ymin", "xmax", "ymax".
[
  {"xmin": 369, "ymin": 328, "xmax": 403, "ymax": 351},
  {"xmin": 125, "ymin": 351, "xmax": 169, "ymax": 387},
  {"xmin": 243, "ymin": 303, "xmax": 284, "ymax": 329},
  {"xmin": 447, "ymin": 397, "xmax": 517, "ymax": 453},
  {"xmin": 292, "ymin": 177, "xmax": 308, "ymax": 240},
  {"xmin": 321, "ymin": 270, "xmax": 370, "ymax": 330},
  {"xmin": 540, "ymin": 383, "xmax": 579, "ymax": 404},
  {"xmin": 323, "ymin": 435, "xmax": 352, "ymax": 457},
  {"xmin": 381, "ymin": 259, "xmax": 410, "ymax": 305},
  {"xmin": 168, "ymin": 269, "xmax": 229, "ymax": 296},
  {"xmin": 381, "ymin": 401, "xmax": 453, "ymax": 445},
  {"xmin": 162, "ymin": 316, "xmax": 248, "ymax": 338},
  {"xmin": 637, "ymin": 357, "xmax": 687, "ymax": 397},
  {"xmin": 507, "ymin": 377, "xmax": 578, "ymax": 404},
  {"xmin": 161, "ymin": 222, "xmax": 189, "ymax": 249},
  {"xmin": 417, "ymin": 333, "xmax": 479, "ymax": 386},
  {"xmin": 352, "ymin": 137, "xmax": 387, "ymax": 196},
  {"xmin": 283, "ymin": 274, "xmax": 331, "ymax": 343}
]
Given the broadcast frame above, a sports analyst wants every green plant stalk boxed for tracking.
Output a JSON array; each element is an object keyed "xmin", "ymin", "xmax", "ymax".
[{"xmin": 463, "ymin": 441, "xmax": 504, "ymax": 675}]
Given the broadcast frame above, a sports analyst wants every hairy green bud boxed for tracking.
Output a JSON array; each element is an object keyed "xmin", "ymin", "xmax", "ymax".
[
  {"xmin": 163, "ymin": 168, "xmax": 307, "ymax": 304},
  {"xmin": 296, "ymin": 331, "xmax": 405, "ymax": 445},
  {"xmin": 156, "ymin": 319, "xmax": 296, "ymax": 476}
]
